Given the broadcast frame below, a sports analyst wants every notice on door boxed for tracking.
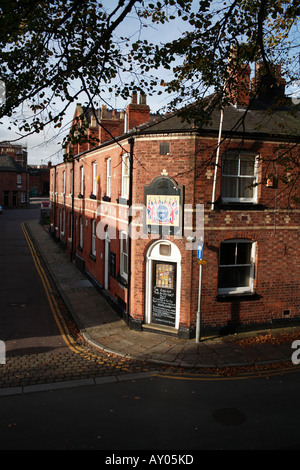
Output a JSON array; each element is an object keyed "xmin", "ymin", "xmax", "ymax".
[{"xmin": 152, "ymin": 263, "xmax": 176, "ymax": 327}]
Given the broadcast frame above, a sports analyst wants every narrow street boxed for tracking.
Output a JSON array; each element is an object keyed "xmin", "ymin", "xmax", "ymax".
[{"xmin": 0, "ymin": 203, "xmax": 153, "ymax": 389}]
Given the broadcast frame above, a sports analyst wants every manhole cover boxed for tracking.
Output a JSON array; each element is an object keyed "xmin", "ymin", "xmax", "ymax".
[{"xmin": 212, "ymin": 408, "xmax": 247, "ymax": 426}]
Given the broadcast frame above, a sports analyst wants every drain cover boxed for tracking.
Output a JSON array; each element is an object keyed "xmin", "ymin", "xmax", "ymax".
[{"xmin": 212, "ymin": 408, "xmax": 247, "ymax": 426}]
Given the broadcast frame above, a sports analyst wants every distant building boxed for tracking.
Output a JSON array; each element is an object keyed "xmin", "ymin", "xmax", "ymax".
[
  {"xmin": 0, "ymin": 154, "xmax": 29, "ymax": 207},
  {"xmin": 0, "ymin": 141, "xmax": 28, "ymax": 168},
  {"xmin": 28, "ymin": 162, "xmax": 51, "ymax": 197}
]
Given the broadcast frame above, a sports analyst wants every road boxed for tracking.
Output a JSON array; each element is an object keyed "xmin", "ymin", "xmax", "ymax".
[
  {"xmin": 0, "ymin": 371, "xmax": 300, "ymax": 451},
  {"xmin": 0, "ymin": 203, "xmax": 67, "ymax": 356},
  {"xmin": 0, "ymin": 204, "xmax": 300, "ymax": 452}
]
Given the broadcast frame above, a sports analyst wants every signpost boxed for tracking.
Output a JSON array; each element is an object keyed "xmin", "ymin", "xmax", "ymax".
[{"xmin": 196, "ymin": 242, "xmax": 204, "ymax": 342}]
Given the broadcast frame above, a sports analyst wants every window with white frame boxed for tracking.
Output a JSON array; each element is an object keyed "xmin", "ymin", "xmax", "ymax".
[
  {"xmin": 92, "ymin": 161, "xmax": 97, "ymax": 196},
  {"xmin": 221, "ymin": 152, "xmax": 258, "ymax": 203},
  {"xmin": 79, "ymin": 216, "xmax": 83, "ymax": 248},
  {"xmin": 106, "ymin": 158, "xmax": 111, "ymax": 198},
  {"xmin": 63, "ymin": 171, "xmax": 66, "ymax": 194},
  {"xmin": 120, "ymin": 231, "xmax": 128, "ymax": 280},
  {"xmin": 121, "ymin": 154, "xmax": 130, "ymax": 199},
  {"xmin": 218, "ymin": 239, "xmax": 255, "ymax": 294},
  {"xmin": 70, "ymin": 169, "xmax": 73, "ymax": 195},
  {"xmin": 80, "ymin": 166, "xmax": 84, "ymax": 195},
  {"xmin": 91, "ymin": 219, "xmax": 97, "ymax": 256}
]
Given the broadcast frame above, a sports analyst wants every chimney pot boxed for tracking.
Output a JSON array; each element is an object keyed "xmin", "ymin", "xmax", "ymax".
[{"xmin": 131, "ymin": 91, "xmax": 138, "ymax": 104}]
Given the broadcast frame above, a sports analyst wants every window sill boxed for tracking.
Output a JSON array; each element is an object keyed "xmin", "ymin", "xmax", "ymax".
[
  {"xmin": 117, "ymin": 197, "xmax": 129, "ymax": 205},
  {"xmin": 216, "ymin": 202, "xmax": 266, "ymax": 211},
  {"xmin": 89, "ymin": 253, "xmax": 96, "ymax": 262},
  {"xmin": 117, "ymin": 275, "xmax": 128, "ymax": 288},
  {"xmin": 216, "ymin": 292, "xmax": 261, "ymax": 302}
]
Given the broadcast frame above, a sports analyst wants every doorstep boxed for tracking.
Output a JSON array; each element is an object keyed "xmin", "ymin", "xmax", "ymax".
[{"xmin": 142, "ymin": 323, "xmax": 178, "ymax": 336}]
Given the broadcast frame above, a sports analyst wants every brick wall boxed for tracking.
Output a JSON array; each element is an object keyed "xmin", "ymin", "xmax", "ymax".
[
  {"xmin": 0, "ymin": 171, "xmax": 29, "ymax": 207},
  {"xmin": 50, "ymin": 128, "xmax": 300, "ymax": 336}
]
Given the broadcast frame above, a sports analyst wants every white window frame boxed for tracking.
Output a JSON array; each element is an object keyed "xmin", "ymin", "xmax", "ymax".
[
  {"xmin": 221, "ymin": 152, "xmax": 258, "ymax": 203},
  {"xmin": 120, "ymin": 231, "xmax": 128, "ymax": 281},
  {"xmin": 70, "ymin": 169, "xmax": 73, "ymax": 195},
  {"xmin": 106, "ymin": 158, "xmax": 111, "ymax": 198},
  {"xmin": 79, "ymin": 216, "xmax": 83, "ymax": 248},
  {"xmin": 80, "ymin": 166, "xmax": 84, "ymax": 195},
  {"xmin": 91, "ymin": 219, "xmax": 97, "ymax": 256},
  {"xmin": 63, "ymin": 170, "xmax": 66, "ymax": 195},
  {"xmin": 92, "ymin": 161, "xmax": 97, "ymax": 196},
  {"xmin": 121, "ymin": 154, "xmax": 130, "ymax": 199},
  {"xmin": 218, "ymin": 239, "xmax": 255, "ymax": 295}
]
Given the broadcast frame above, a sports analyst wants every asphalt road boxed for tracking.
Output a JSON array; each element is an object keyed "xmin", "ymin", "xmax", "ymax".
[
  {"xmin": 0, "ymin": 205, "xmax": 154, "ymax": 389},
  {"xmin": 0, "ymin": 371, "xmax": 300, "ymax": 451},
  {"xmin": 0, "ymin": 205, "xmax": 67, "ymax": 356}
]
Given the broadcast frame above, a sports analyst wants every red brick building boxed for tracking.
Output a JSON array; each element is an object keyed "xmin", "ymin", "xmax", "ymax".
[
  {"xmin": 0, "ymin": 154, "xmax": 30, "ymax": 208},
  {"xmin": 50, "ymin": 67, "xmax": 300, "ymax": 338},
  {"xmin": 0, "ymin": 141, "xmax": 28, "ymax": 168},
  {"xmin": 28, "ymin": 163, "xmax": 51, "ymax": 197}
]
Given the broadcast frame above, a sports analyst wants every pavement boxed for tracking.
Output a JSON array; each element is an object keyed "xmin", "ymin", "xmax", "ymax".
[{"xmin": 26, "ymin": 218, "xmax": 300, "ymax": 373}]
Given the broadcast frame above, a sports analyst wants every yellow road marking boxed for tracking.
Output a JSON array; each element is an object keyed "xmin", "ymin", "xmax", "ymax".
[
  {"xmin": 154, "ymin": 364, "xmax": 300, "ymax": 381},
  {"xmin": 21, "ymin": 222, "xmax": 86, "ymax": 355}
]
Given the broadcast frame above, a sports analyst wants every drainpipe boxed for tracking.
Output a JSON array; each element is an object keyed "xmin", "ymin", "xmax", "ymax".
[
  {"xmin": 211, "ymin": 107, "xmax": 224, "ymax": 211},
  {"xmin": 54, "ymin": 166, "xmax": 57, "ymax": 236},
  {"xmin": 127, "ymin": 137, "xmax": 134, "ymax": 322},
  {"xmin": 70, "ymin": 157, "xmax": 75, "ymax": 261}
]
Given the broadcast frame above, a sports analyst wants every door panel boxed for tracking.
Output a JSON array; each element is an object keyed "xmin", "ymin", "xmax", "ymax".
[{"xmin": 151, "ymin": 261, "xmax": 176, "ymax": 327}]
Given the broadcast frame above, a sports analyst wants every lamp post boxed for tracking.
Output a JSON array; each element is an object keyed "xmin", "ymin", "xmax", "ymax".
[{"xmin": 195, "ymin": 242, "xmax": 205, "ymax": 342}]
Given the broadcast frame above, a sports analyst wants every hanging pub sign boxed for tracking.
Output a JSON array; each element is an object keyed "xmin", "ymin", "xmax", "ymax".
[{"xmin": 144, "ymin": 175, "xmax": 184, "ymax": 235}]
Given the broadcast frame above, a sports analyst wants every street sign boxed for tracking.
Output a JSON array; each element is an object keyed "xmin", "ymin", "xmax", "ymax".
[
  {"xmin": 197, "ymin": 243, "xmax": 203, "ymax": 260},
  {"xmin": 198, "ymin": 260, "xmax": 206, "ymax": 265}
]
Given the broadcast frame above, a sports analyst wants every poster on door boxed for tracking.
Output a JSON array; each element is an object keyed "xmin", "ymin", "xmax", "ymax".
[{"xmin": 152, "ymin": 262, "xmax": 176, "ymax": 327}]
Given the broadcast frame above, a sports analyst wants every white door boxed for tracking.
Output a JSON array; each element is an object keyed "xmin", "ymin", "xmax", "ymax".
[{"xmin": 145, "ymin": 241, "xmax": 181, "ymax": 329}]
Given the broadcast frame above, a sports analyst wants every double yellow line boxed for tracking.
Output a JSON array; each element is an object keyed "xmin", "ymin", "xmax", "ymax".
[{"xmin": 21, "ymin": 222, "xmax": 85, "ymax": 355}]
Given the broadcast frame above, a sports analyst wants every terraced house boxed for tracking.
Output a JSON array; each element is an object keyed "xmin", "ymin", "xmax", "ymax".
[{"xmin": 49, "ymin": 64, "xmax": 300, "ymax": 339}]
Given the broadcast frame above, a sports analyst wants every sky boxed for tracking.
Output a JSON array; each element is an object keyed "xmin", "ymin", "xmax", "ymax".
[
  {"xmin": 0, "ymin": 1, "xmax": 188, "ymax": 167},
  {"xmin": 0, "ymin": 1, "xmax": 299, "ymax": 167}
]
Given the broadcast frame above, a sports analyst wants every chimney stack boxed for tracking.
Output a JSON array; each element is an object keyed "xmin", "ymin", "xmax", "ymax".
[
  {"xmin": 225, "ymin": 63, "xmax": 251, "ymax": 107},
  {"xmin": 126, "ymin": 91, "xmax": 150, "ymax": 130},
  {"xmin": 251, "ymin": 62, "xmax": 286, "ymax": 100}
]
